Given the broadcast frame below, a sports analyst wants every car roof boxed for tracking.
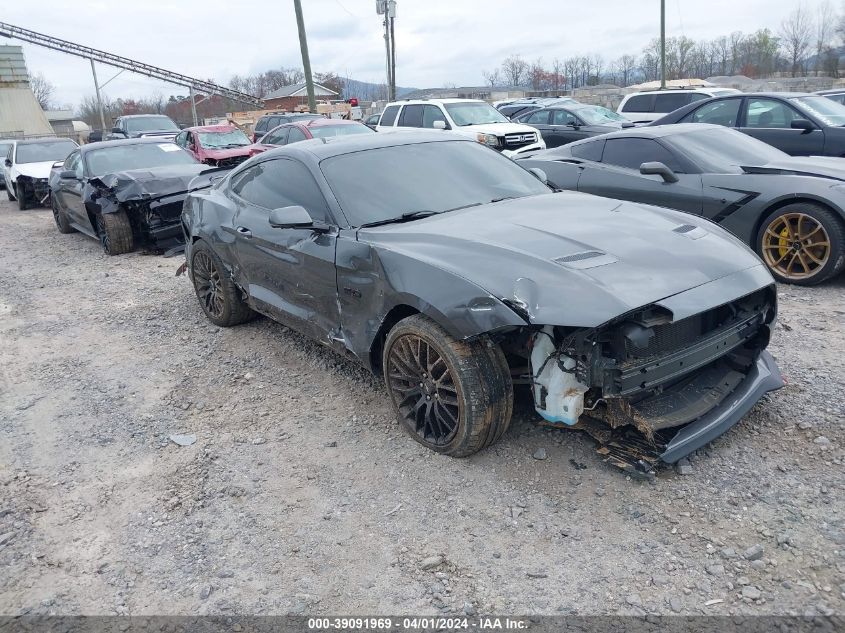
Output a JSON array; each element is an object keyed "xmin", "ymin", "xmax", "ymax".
[
  {"xmin": 15, "ymin": 137, "xmax": 75, "ymax": 145},
  {"xmin": 815, "ymin": 89, "xmax": 845, "ymax": 95},
  {"xmin": 79, "ymin": 137, "xmax": 179, "ymax": 154},
  {"xmin": 571, "ymin": 122, "xmax": 723, "ymax": 142},
  {"xmin": 385, "ymin": 98, "xmax": 484, "ymax": 106},
  {"xmin": 623, "ymin": 88, "xmax": 725, "ymax": 97},
  {"xmin": 257, "ymin": 130, "xmax": 471, "ymax": 161},
  {"xmin": 184, "ymin": 125, "xmax": 240, "ymax": 133},
  {"xmin": 118, "ymin": 114, "xmax": 172, "ymax": 119}
]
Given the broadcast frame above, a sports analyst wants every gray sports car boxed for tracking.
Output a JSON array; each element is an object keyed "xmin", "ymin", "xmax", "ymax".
[
  {"xmin": 181, "ymin": 131, "xmax": 783, "ymax": 476},
  {"xmin": 517, "ymin": 123, "xmax": 845, "ymax": 285}
]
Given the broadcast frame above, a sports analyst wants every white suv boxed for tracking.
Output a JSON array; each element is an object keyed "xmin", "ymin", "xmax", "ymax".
[
  {"xmin": 617, "ymin": 88, "xmax": 742, "ymax": 124},
  {"xmin": 375, "ymin": 98, "xmax": 545, "ymax": 156}
]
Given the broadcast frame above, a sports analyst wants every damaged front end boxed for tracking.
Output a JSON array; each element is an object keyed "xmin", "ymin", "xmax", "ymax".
[
  {"xmin": 523, "ymin": 286, "xmax": 782, "ymax": 477},
  {"xmin": 17, "ymin": 175, "xmax": 51, "ymax": 205}
]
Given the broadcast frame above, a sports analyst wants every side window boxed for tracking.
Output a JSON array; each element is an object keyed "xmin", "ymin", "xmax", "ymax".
[
  {"xmin": 380, "ymin": 105, "xmax": 400, "ymax": 126},
  {"xmin": 689, "ymin": 93, "xmax": 709, "ymax": 103},
  {"xmin": 422, "ymin": 105, "xmax": 448, "ymax": 128},
  {"xmin": 185, "ymin": 132, "xmax": 195, "ymax": 148},
  {"xmin": 551, "ymin": 110, "xmax": 577, "ymax": 125},
  {"xmin": 63, "ymin": 151, "xmax": 78, "ymax": 169},
  {"xmin": 525, "ymin": 110, "xmax": 551, "ymax": 124},
  {"xmin": 287, "ymin": 127, "xmax": 308, "ymax": 144},
  {"xmin": 744, "ymin": 98, "xmax": 802, "ymax": 129},
  {"xmin": 653, "ymin": 93, "xmax": 693, "ymax": 113},
  {"xmin": 263, "ymin": 127, "xmax": 289, "ymax": 145},
  {"xmin": 231, "ymin": 159, "xmax": 330, "ymax": 221},
  {"xmin": 255, "ymin": 117, "xmax": 269, "ymax": 133},
  {"xmin": 682, "ymin": 99, "xmax": 741, "ymax": 127},
  {"xmin": 72, "ymin": 153, "xmax": 84, "ymax": 178},
  {"xmin": 175, "ymin": 131, "xmax": 187, "ymax": 147},
  {"xmin": 621, "ymin": 95, "xmax": 653, "ymax": 113},
  {"xmin": 602, "ymin": 138, "xmax": 683, "ymax": 172},
  {"xmin": 570, "ymin": 140, "xmax": 604, "ymax": 162},
  {"xmin": 398, "ymin": 104, "xmax": 424, "ymax": 127}
]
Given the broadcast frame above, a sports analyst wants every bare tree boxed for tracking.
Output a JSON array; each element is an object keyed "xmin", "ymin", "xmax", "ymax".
[
  {"xmin": 481, "ymin": 68, "xmax": 501, "ymax": 87},
  {"xmin": 815, "ymin": 1, "xmax": 836, "ymax": 74},
  {"xmin": 500, "ymin": 55, "xmax": 528, "ymax": 86},
  {"xmin": 616, "ymin": 54, "xmax": 638, "ymax": 86},
  {"xmin": 779, "ymin": 5, "xmax": 814, "ymax": 76},
  {"xmin": 30, "ymin": 73, "xmax": 54, "ymax": 110}
]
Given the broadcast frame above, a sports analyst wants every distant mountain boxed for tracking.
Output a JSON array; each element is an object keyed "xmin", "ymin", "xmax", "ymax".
[{"xmin": 341, "ymin": 78, "xmax": 417, "ymax": 101}]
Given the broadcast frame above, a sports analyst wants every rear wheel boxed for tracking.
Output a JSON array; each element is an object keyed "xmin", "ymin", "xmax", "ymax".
[
  {"xmin": 757, "ymin": 203, "xmax": 845, "ymax": 285},
  {"xmin": 383, "ymin": 314, "xmax": 513, "ymax": 457},
  {"xmin": 189, "ymin": 241, "xmax": 255, "ymax": 327},
  {"xmin": 51, "ymin": 195, "xmax": 76, "ymax": 234},
  {"xmin": 95, "ymin": 210, "xmax": 134, "ymax": 255}
]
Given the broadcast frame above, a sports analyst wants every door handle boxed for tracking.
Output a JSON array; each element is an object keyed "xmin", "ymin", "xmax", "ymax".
[{"xmin": 236, "ymin": 226, "xmax": 253, "ymax": 238}]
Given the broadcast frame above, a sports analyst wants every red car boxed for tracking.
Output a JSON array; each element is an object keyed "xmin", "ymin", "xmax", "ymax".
[
  {"xmin": 174, "ymin": 125, "xmax": 261, "ymax": 168},
  {"xmin": 251, "ymin": 118, "xmax": 375, "ymax": 153}
]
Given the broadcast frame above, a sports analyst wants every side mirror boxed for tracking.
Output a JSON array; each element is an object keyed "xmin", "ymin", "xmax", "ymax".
[
  {"xmin": 432, "ymin": 120, "xmax": 447, "ymax": 130},
  {"xmin": 59, "ymin": 170, "xmax": 78, "ymax": 180},
  {"xmin": 111, "ymin": 127, "xmax": 122, "ymax": 134},
  {"xmin": 640, "ymin": 161, "xmax": 679, "ymax": 183},
  {"xmin": 268, "ymin": 205, "xmax": 325, "ymax": 230},
  {"xmin": 790, "ymin": 119, "xmax": 814, "ymax": 133},
  {"xmin": 528, "ymin": 167, "xmax": 548, "ymax": 184},
  {"xmin": 5, "ymin": 158, "xmax": 12, "ymax": 167}
]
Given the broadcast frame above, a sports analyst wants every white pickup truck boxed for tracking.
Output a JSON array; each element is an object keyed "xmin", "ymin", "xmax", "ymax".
[{"xmin": 375, "ymin": 98, "xmax": 545, "ymax": 157}]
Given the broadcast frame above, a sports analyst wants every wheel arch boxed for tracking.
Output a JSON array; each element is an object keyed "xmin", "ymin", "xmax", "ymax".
[
  {"xmin": 753, "ymin": 195, "xmax": 845, "ymax": 254},
  {"xmin": 368, "ymin": 304, "xmax": 421, "ymax": 375}
]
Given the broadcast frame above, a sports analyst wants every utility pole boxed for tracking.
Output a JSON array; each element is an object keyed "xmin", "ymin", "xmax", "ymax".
[
  {"xmin": 90, "ymin": 59, "xmax": 107, "ymax": 132},
  {"xmin": 189, "ymin": 86, "xmax": 199, "ymax": 126},
  {"xmin": 376, "ymin": 0, "xmax": 396, "ymax": 101},
  {"xmin": 389, "ymin": 1, "xmax": 396, "ymax": 100},
  {"xmin": 660, "ymin": 0, "xmax": 666, "ymax": 89},
  {"xmin": 293, "ymin": 0, "xmax": 317, "ymax": 113}
]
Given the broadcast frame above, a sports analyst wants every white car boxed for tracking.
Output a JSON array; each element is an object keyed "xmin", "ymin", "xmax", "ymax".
[
  {"xmin": 617, "ymin": 88, "xmax": 742, "ymax": 124},
  {"xmin": 375, "ymin": 98, "xmax": 545, "ymax": 157},
  {"xmin": 4, "ymin": 137, "xmax": 79, "ymax": 209}
]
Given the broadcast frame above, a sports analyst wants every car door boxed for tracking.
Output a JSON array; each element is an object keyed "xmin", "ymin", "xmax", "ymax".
[
  {"xmin": 227, "ymin": 158, "xmax": 339, "ymax": 341},
  {"xmin": 738, "ymin": 97, "xmax": 824, "ymax": 156},
  {"xmin": 520, "ymin": 109, "xmax": 553, "ymax": 144},
  {"xmin": 286, "ymin": 126, "xmax": 309, "ymax": 145},
  {"xmin": 55, "ymin": 151, "xmax": 88, "ymax": 226},
  {"xmin": 576, "ymin": 137, "xmax": 704, "ymax": 214},
  {"xmin": 548, "ymin": 109, "xmax": 589, "ymax": 147}
]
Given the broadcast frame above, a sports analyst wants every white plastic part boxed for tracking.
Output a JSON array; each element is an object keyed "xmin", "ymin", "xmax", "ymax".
[{"xmin": 530, "ymin": 326, "xmax": 588, "ymax": 426}]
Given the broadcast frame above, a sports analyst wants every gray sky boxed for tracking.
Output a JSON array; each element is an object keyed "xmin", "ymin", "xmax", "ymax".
[{"xmin": 2, "ymin": 0, "xmax": 813, "ymax": 107}]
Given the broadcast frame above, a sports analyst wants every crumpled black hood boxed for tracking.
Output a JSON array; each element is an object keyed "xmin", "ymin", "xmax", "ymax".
[
  {"xmin": 360, "ymin": 192, "xmax": 768, "ymax": 327},
  {"xmin": 90, "ymin": 163, "xmax": 207, "ymax": 202}
]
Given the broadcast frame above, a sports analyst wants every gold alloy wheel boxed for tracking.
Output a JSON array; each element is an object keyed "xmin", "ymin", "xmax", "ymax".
[{"xmin": 760, "ymin": 212, "xmax": 831, "ymax": 281}]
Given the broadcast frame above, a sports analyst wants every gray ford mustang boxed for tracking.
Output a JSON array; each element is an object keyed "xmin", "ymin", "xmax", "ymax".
[
  {"xmin": 517, "ymin": 123, "xmax": 845, "ymax": 285},
  {"xmin": 181, "ymin": 131, "xmax": 783, "ymax": 476}
]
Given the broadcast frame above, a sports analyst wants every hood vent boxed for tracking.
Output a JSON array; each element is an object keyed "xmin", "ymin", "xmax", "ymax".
[
  {"xmin": 553, "ymin": 250, "xmax": 619, "ymax": 270},
  {"xmin": 672, "ymin": 223, "xmax": 708, "ymax": 240}
]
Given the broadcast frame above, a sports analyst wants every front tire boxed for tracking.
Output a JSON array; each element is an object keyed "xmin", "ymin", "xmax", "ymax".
[
  {"xmin": 189, "ymin": 241, "xmax": 255, "ymax": 327},
  {"xmin": 383, "ymin": 314, "xmax": 513, "ymax": 457},
  {"xmin": 51, "ymin": 195, "xmax": 76, "ymax": 234},
  {"xmin": 16, "ymin": 185, "xmax": 28, "ymax": 210},
  {"xmin": 756, "ymin": 203, "xmax": 845, "ymax": 285},
  {"xmin": 95, "ymin": 210, "xmax": 134, "ymax": 255}
]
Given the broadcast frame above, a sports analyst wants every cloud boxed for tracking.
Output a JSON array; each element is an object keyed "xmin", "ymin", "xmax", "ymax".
[{"xmin": 2, "ymin": 0, "xmax": 809, "ymax": 107}]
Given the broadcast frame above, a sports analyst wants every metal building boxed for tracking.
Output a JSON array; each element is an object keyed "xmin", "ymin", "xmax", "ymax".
[{"xmin": 0, "ymin": 45, "xmax": 54, "ymax": 138}]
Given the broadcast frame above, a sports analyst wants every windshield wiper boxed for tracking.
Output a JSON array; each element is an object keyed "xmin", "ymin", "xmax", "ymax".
[{"xmin": 358, "ymin": 210, "xmax": 440, "ymax": 228}]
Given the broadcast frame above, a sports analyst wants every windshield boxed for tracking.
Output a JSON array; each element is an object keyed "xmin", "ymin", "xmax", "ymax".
[
  {"xmin": 321, "ymin": 140, "xmax": 550, "ymax": 227},
  {"xmin": 125, "ymin": 116, "xmax": 179, "ymax": 133},
  {"xmin": 309, "ymin": 124, "xmax": 375, "ymax": 139},
  {"xmin": 85, "ymin": 142, "xmax": 197, "ymax": 177},
  {"xmin": 444, "ymin": 102, "xmax": 509, "ymax": 126},
  {"xmin": 791, "ymin": 96, "xmax": 845, "ymax": 126},
  {"xmin": 198, "ymin": 129, "xmax": 251, "ymax": 148},
  {"xmin": 575, "ymin": 106, "xmax": 627, "ymax": 125},
  {"xmin": 0, "ymin": 142, "xmax": 11, "ymax": 159},
  {"xmin": 15, "ymin": 140, "xmax": 77, "ymax": 164},
  {"xmin": 670, "ymin": 127, "xmax": 787, "ymax": 173}
]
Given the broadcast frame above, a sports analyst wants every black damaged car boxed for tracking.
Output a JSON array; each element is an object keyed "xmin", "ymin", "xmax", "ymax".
[
  {"xmin": 181, "ymin": 132, "xmax": 783, "ymax": 475},
  {"xmin": 49, "ymin": 138, "xmax": 207, "ymax": 255}
]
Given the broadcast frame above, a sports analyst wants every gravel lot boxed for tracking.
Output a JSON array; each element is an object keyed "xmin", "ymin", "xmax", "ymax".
[{"xmin": 0, "ymin": 197, "xmax": 843, "ymax": 617}]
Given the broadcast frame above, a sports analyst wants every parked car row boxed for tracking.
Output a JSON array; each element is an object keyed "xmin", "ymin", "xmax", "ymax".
[{"xmin": 13, "ymin": 88, "xmax": 845, "ymax": 474}]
